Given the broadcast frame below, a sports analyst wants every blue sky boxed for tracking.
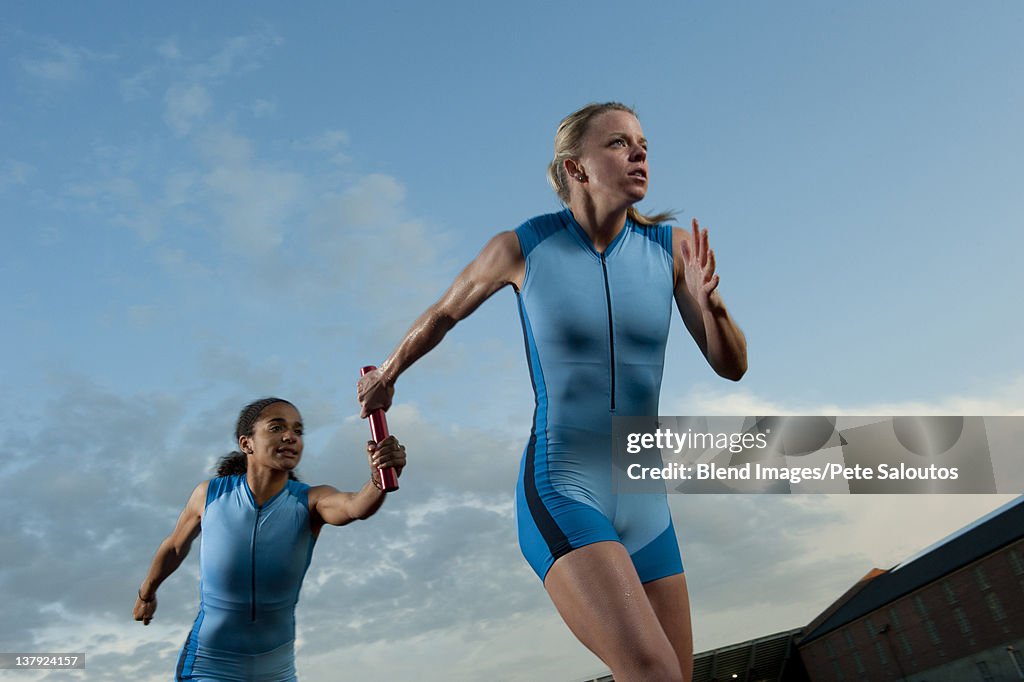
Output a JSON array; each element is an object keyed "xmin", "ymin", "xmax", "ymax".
[{"xmin": 3, "ymin": 2, "xmax": 1023, "ymax": 680}]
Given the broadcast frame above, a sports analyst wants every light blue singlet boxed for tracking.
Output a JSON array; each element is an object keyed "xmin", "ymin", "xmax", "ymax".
[
  {"xmin": 514, "ymin": 209, "xmax": 684, "ymax": 583},
  {"xmin": 175, "ymin": 475, "xmax": 315, "ymax": 681}
]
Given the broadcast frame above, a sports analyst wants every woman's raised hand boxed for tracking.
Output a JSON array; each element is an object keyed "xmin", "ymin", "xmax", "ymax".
[{"xmin": 680, "ymin": 218, "xmax": 721, "ymax": 311}]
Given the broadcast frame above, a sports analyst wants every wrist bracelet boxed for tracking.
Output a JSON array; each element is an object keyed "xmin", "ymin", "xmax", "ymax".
[{"xmin": 138, "ymin": 588, "xmax": 154, "ymax": 603}]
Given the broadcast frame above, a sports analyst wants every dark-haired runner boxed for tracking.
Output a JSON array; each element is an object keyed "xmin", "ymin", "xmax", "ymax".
[{"xmin": 133, "ymin": 397, "xmax": 406, "ymax": 681}]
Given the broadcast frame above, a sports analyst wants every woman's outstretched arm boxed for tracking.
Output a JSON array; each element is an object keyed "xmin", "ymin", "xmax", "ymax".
[
  {"xmin": 358, "ymin": 230, "xmax": 524, "ymax": 416},
  {"xmin": 134, "ymin": 482, "xmax": 206, "ymax": 625},
  {"xmin": 308, "ymin": 436, "xmax": 407, "ymax": 529}
]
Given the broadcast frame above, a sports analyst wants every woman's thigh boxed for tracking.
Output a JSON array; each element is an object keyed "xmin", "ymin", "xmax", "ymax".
[{"xmin": 544, "ymin": 541, "xmax": 683, "ymax": 682}]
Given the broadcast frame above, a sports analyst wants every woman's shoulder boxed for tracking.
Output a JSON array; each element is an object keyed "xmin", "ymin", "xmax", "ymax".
[
  {"xmin": 514, "ymin": 209, "xmax": 569, "ymax": 256},
  {"xmin": 204, "ymin": 474, "xmax": 244, "ymax": 500},
  {"xmin": 190, "ymin": 478, "xmax": 214, "ymax": 497},
  {"xmin": 286, "ymin": 478, "xmax": 312, "ymax": 494},
  {"xmin": 516, "ymin": 208, "xmax": 568, "ymax": 231},
  {"xmin": 179, "ymin": 479, "xmax": 212, "ymax": 518},
  {"xmin": 641, "ymin": 220, "xmax": 675, "ymax": 254},
  {"xmin": 304, "ymin": 483, "xmax": 339, "ymax": 509}
]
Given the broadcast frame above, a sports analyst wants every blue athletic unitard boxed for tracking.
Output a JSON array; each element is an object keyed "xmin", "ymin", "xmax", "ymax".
[
  {"xmin": 176, "ymin": 475, "xmax": 316, "ymax": 681},
  {"xmin": 514, "ymin": 209, "xmax": 684, "ymax": 583}
]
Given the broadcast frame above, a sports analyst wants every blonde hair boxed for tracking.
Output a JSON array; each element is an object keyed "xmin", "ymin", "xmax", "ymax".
[{"xmin": 546, "ymin": 102, "xmax": 676, "ymax": 227}]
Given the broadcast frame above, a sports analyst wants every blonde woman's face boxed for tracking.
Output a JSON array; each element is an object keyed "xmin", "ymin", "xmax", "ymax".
[{"xmin": 573, "ymin": 110, "xmax": 648, "ymax": 206}]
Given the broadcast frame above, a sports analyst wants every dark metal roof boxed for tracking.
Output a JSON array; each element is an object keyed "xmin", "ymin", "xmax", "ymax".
[
  {"xmin": 693, "ymin": 628, "xmax": 809, "ymax": 682},
  {"xmin": 799, "ymin": 495, "xmax": 1024, "ymax": 644}
]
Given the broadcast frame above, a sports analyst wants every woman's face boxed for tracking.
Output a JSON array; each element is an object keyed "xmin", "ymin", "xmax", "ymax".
[
  {"xmin": 240, "ymin": 402, "xmax": 304, "ymax": 472},
  {"xmin": 572, "ymin": 110, "xmax": 649, "ymax": 207}
]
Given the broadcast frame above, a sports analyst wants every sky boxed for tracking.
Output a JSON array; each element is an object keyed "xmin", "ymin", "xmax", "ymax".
[{"xmin": 2, "ymin": 1, "xmax": 1023, "ymax": 680}]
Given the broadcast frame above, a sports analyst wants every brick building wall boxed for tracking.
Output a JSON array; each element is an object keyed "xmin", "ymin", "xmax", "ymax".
[{"xmin": 800, "ymin": 539, "xmax": 1024, "ymax": 681}]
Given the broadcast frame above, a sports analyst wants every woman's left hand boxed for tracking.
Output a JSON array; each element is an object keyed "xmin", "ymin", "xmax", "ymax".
[
  {"xmin": 680, "ymin": 218, "xmax": 722, "ymax": 311},
  {"xmin": 133, "ymin": 592, "xmax": 158, "ymax": 626},
  {"xmin": 368, "ymin": 435, "xmax": 406, "ymax": 485}
]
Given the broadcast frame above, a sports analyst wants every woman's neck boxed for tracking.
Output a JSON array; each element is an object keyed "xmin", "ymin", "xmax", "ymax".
[
  {"xmin": 245, "ymin": 465, "xmax": 288, "ymax": 506},
  {"xmin": 568, "ymin": 196, "xmax": 629, "ymax": 253}
]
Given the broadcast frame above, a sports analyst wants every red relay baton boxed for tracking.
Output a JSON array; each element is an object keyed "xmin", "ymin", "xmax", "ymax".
[{"xmin": 360, "ymin": 365, "xmax": 399, "ymax": 492}]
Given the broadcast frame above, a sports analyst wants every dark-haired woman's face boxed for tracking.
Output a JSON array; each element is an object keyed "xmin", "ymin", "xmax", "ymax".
[{"xmin": 240, "ymin": 402, "xmax": 304, "ymax": 472}]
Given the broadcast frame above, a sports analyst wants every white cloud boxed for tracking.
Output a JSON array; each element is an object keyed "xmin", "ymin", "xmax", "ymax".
[
  {"xmin": 198, "ymin": 129, "xmax": 305, "ymax": 253},
  {"xmin": 164, "ymin": 83, "xmax": 212, "ymax": 136},
  {"xmin": 295, "ymin": 129, "xmax": 350, "ymax": 153},
  {"xmin": 66, "ymin": 176, "xmax": 137, "ymax": 201},
  {"xmin": 251, "ymin": 98, "xmax": 278, "ymax": 118},
  {"xmin": 293, "ymin": 129, "xmax": 351, "ymax": 164},
  {"xmin": 664, "ymin": 376, "xmax": 1024, "ymax": 416},
  {"xmin": 120, "ymin": 67, "xmax": 156, "ymax": 102},
  {"xmin": 157, "ymin": 39, "xmax": 181, "ymax": 61},
  {"xmin": 19, "ymin": 39, "xmax": 86, "ymax": 82},
  {"xmin": 6, "ymin": 350, "xmax": 1021, "ymax": 680},
  {"xmin": 162, "ymin": 171, "xmax": 198, "ymax": 208},
  {"xmin": 195, "ymin": 346, "xmax": 287, "ymax": 392},
  {"xmin": 0, "ymin": 370, "xmax": 558, "ymax": 679},
  {"xmin": 645, "ymin": 382, "xmax": 1024, "ymax": 656},
  {"xmin": 155, "ymin": 247, "xmax": 210, "ymax": 280},
  {"xmin": 659, "ymin": 491, "xmax": 1018, "ymax": 662},
  {"xmin": 0, "ymin": 159, "xmax": 34, "ymax": 191},
  {"xmin": 16, "ymin": 36, "xmax": 114, "ymax": 86},
  {"xmin": 38, "ymin": 225, "xmax": 61, "ymax": 246},
  {"xmin": 296, "ymin": 609, "xmax": 596, "ymax": 682},
  {"xmin": 6, "ymin": 11, "xmax": 1022, "ymax": 680},
  {"xmin": 312, "ymin": 129, "xmax": 349, "ymax": 150},
  {"xmin": 189, "ymin": 26, "xmax": 284, "ymax": 82}
]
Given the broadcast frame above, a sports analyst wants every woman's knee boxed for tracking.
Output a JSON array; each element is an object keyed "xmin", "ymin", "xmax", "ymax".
[{"xmin": 614, "ymin": 647, "xmax": 683, "ymax": 682}]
